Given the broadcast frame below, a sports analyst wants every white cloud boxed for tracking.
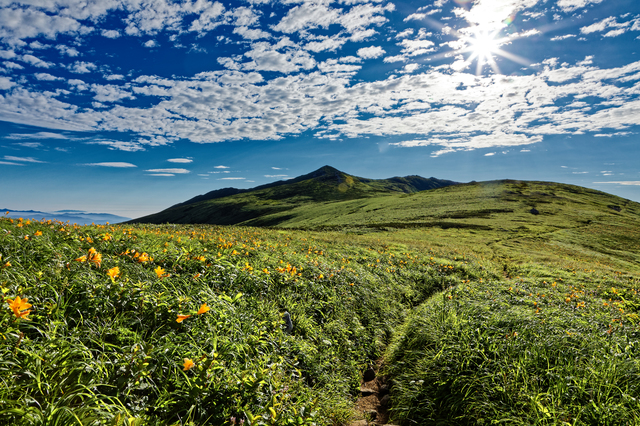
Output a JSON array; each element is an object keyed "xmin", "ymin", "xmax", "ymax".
[
  {"xmin": 85, "ymin": 162, "xmax": 137, "ymax": 168},
  {"xmin": 220, "ymin": 177, "xmax": 245, "ymax": 180},
  {"xmin": 87, "ymin": 140, "xmax": 146, "ymax": 152},
  {"xmin": 5, "ymin": 132, "xmax": 67, "ymax": 140},
  {"xmin": 214, "ymin": 165, "xmax": 230, "ymax": 168},
  {"xmin": 357, "ymin": 46, "xmax": 385, "ymax": 59},
  {"xmin": 557, "ymin": 0, "xmax": 604, "ymax": 12},
  {"xmin": 91, "ymin": 84, "xmax": 135, "ymax": 102},
  {"xmin": 13, "ymin": 142, "xmax": 42, "ymax": 148},
  {"xmin": 101, "ymin": 29, "xmax": 121, "ymax": 38},
  {"xmin": 0, "ymin": 76, "xmax": 15, "ymax": 90},
  {"xmin": 21, "ymin": 54, "xmax": 54, "ymax": 68},
  {"xmin": 593, "ymin": 181, "xmax": 640, "ymax": 186},
  {"xmin": 0, "ymin": 49, "xmax": 16, "ymax": 59},
  {"xmin": 145, "ymin": 168, "xmax": 190, "ymax": 174},
  {"xmin": 4, "ymin": 155, "xmax": 46, "ymax": 163},
  {"xmin": 234, "ymin": 26, "xmax": 271, "ymax": 40},
  {"xmin": 0, "ymin": 161, "xmax": 23, "ymax": 165},
  {"xmin": 404, "ymin": 13, "xmax": 426, "ymax": 22},
  {"xmin": 105, "ymin": 74, "xmax": 125, "ymax": 81},
  {"xmin": 265, "ymin": 174, "xmax": 288, "ymax": 178},
  {"xmin": 223, "ymin": 40, "xmax": 316, "ymax": 73},
  {"xmin": 55, "ymin": 45, "xmax": 80, "ymax": 57},
  {"xmin": 551, "ymin": 34, "xmax": 576, "ymax": 41},
  {"xmin": 144, "ymin": 40, "xmax": 158, "ymax": 48},
  {"xmin": 305, "ymin": 35, "xmax": 348, "ymax": 53},
  {"xmin": 398, "ymin": 38, "xmax": 435, "ymax": 56},
  {"xmin": 4, "ymin": 61, "xmax": 24, "ymax": 70},
  {"xmin": 34, "ymin": 73, "xmax": 62, "ymax": 81},
  {"xmin": 400, "ymin": 63, "xmax": 421, "ymax": 74},
  {"xmin": 69, "ymin": 61, "xmax": 97, "ymax": 74},
  {"xmin": 383, "ymin": 55, "xmax": 407, "ymax": 63},
  {"xmin": 167, "ymin": 158, "xmax": 193, "ymax": 163}
]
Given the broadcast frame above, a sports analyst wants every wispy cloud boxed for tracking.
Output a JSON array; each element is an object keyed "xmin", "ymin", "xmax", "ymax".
[
  {"xmin": 167, "ymin": 158, "xmax": 193, "ymax": 163},
  {"xmin": 593, "ymin": 181, "xmax": 640, "ymax": 186},
  {"xmin": 145, "ymin": 168, "xmax": 190, "ymax": 174},
  {"xmin": 214, "ymin": 165, "xmax": 230, "ymax": 169},
  {"xmin": 84, "ymin": 162, "xmax": 137, "ymax": 168},
  {"xmin": 5, "ymin": 132, "xmax": 67, "ymax": 140},
  {"xmin": 13, "ymin": 142, "xmax": 42, "ymax": 148},
  {"xmin": 220, "ymin": 177, "xmax": 245, "ymax": 180},
  {"xmin": 4, "ymin": 155, "xmax": 46, "ymax": 163}
]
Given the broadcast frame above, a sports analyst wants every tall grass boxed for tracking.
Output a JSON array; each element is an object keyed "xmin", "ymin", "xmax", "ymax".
[{"xmin": 2, "ymin": 212, "xmax": 640, "ymax": 425}]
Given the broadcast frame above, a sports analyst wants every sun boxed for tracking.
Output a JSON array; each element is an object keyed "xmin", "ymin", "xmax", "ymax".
[
  {"xmin": 465, "ymin": 28, "xmax": 504, "ymax": 74},
  {"xmin": 469, "ymin": 29, "xmax": 501, "ymax": 62}
]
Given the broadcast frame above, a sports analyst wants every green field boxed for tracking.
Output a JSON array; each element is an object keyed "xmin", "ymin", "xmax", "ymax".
[{"xmin": 3, "ymin": 179, "xmax": 640, "ymax": 425}]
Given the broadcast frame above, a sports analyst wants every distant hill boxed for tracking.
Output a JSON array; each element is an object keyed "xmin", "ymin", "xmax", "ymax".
[
  {"xmin": 131, "ymin": 165, "xmax": 459, "ymax": 225},
  {"xmin": 3, "ymin": 209, "xmax": 130, "ymax": 225}
]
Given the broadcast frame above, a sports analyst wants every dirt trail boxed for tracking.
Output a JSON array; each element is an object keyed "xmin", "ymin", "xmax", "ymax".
[{"xmin": 348, "ymin": 360, "xmax": 397, "ymax": 426}]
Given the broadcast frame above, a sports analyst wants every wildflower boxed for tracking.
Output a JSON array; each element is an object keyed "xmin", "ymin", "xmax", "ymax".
[
  {"xmin": 87, "ymin": 248, "xmax": 102, "ymax": 267},
  {"xmin": 183, "ymin": 358, "xmax": 195, "ymax": 371},
  {"xmin": 75, "ymin": 255, "xmax": 87, "ymax": 263},
  {"xmin": 106, "ymin": 266, "xmax": 120, "ymax": 282},
  {"xmin": 176, "ymin": 314, "xmax": 191, "ymax": 323},
  {"xmin": 34, "ymin": 231, "xmax": 42, "ymax": 236},
  {"xmin": 263, "ymin": 268, "xmax": 270, "ymax": 274},
  {"xmin": 155, "ymin": 266, "xmax": 167, "ymax": 278},
  {"xmin": 7, "ymin": 296, "xmax": 32, "ymax": 320},
  {"xmin": 197, "ymin": 303, "xmax": 210, "ymax": 315},
  {"xmin": 137, "ymin": 252, "xmax": 152, "ymax": 263}
]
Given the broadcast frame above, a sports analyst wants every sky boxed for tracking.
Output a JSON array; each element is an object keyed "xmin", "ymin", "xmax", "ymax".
[{"xmin": 1, "ymin": 0, "xmax": 640, "ymax": 219}]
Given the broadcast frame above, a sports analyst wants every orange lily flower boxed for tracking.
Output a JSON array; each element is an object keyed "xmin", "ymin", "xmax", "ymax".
[
  {"xmin": 106, "ymin": 267, "xmax": 120, "ymax": 282},
  {"xmin": 197, "ymin": 303, "xmax": 210, "ymax": 315},
  {"xmin": 7, "ymin": 296, "xmax": 32, "ymax": 320},
  {"xmin": 183, "ymin": 358, "xmax": 195, "ymax": 371},
  {"xmin": 176, "ymin": 314, "xmax": 191, "ymax": 323}
]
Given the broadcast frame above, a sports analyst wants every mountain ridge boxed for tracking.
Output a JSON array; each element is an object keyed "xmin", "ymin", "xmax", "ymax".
[{"xmin": 132, "ymin": 165, "xmax": 459, "ymax": 225}]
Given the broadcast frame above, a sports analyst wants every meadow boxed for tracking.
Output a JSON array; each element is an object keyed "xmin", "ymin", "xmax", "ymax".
[{"xmin": 2, "ymin": 181, "xmax": 640, "ymax": 426}]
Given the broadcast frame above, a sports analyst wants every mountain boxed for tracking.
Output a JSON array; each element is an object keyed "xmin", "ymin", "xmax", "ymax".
[
  {"xmin": 2, "ymin": 209, "xmax": 130, "ymax": 225},
  {"xmin": 131, "ymin": 165, "xmax": 459, "ymax": 225}
]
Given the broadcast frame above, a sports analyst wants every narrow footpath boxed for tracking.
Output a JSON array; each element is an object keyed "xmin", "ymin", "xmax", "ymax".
[{"xmin": 348, "ymin": 360, "xmax": 398, "ymax": 426}]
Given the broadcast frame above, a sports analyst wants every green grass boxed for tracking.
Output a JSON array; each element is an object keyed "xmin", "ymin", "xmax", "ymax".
[{"xmin": 2, "ymin": 180, "xmax": 640, "ymax": 426}]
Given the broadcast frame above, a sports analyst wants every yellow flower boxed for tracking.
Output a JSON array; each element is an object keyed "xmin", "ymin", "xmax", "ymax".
[
  {"xmin": 176, "ymin": 314, "xmax": 191, "ymax": 323},
  {"xmin": 155, "ymin": 266, "xmax": 167, "ymax": 278},
  {"xmin": 34, "ymin": 231, "xmax": 42, "ymax": 236},
  {"xmin": 197, "ymin": 303, "xmax": 210, "ymax": 315},
  {"xmin": 183, "ymin": 358, "xmax": 195, "ymax": 371},
  {"xmin": 106, "ymin": 266, "xmax": 120, "ymax": 282},
  {"xmin": 7, "ymin": 296, "xmax": 32, "ymax": 320},
  {"xmin": 75, "ymin": 255, "xmax": 87, "ymax": 263},
  {"xmin": 87, "ymin": 248, "xmax": 102, "ymax": 267}
]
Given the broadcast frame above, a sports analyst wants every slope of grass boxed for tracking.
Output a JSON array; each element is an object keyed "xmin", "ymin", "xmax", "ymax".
[
  {"xmin": 131, "ymin": 166, "xmax": 457, "ymax": 225},
  {"xmin": 1, "ymin": 216, "xmax": 468, "ymax": 425},
  {"xmin": 3, "ymin": 180, "xmax": 640, "ymax": 426}
]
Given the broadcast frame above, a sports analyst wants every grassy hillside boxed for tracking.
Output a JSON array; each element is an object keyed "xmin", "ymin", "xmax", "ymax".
[
  {"xmin": 131, "ymin": 166, "xmax": 457, "ymax": 226},
  {"xmin": 3, "ymin": 181, "xmax": 640, "ymax": 425}
]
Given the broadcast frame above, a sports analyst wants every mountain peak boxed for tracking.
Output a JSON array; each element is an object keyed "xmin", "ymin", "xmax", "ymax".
[{"xmin": 131, "ymin": 166, "xmax": 459, "ymax": 225}]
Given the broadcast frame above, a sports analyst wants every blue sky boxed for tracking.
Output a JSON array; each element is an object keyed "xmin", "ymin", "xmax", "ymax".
[{"xmin": 1, "ymin": 0, "xmax": 640, "ymax": 219}]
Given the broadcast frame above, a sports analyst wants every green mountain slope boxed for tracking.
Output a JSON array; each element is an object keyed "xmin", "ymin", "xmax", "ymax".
[{"xmin": 131, "ymin": 165, "xmax": 458, "ymax": 225}]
